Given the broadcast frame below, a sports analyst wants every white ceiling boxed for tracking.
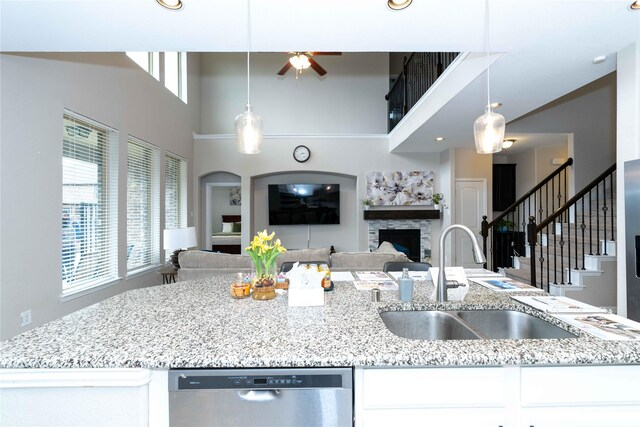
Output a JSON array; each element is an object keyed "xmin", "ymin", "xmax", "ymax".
[{"xmin": 1, "ymin": 0, "xmax": 639, "ymax": 153}]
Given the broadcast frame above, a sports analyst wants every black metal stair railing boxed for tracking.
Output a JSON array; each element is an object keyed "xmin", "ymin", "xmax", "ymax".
[
  {"xmin": 385, "ymin": 52, "xmax": 459, "ymax": 132},
  {"xmin": 527, "ymin": 163, "xmax": 616, "ymax": 291},
  {"xmin": 481, "ymin": 158, "xmax": 574, "ymax": 274}
]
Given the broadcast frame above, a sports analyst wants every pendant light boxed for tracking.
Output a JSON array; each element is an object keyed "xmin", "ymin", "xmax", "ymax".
[
  {"xmin": 473, "ymin": 0, "xmax": 504, "ymax": 154},
  {"xmin": 235, "ymin": 0, "xmax": 263, "ymax": 154}
]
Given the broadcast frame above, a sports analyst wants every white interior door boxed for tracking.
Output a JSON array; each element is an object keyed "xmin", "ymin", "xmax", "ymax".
[{"xmin": 454, "ymin": 179, "xmax": 487, "ymax": 267}]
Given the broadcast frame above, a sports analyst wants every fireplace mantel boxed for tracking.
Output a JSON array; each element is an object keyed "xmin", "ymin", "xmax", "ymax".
[{"xmin": 363, "ymin": 210, "xmax": 440, "ymax": 220}]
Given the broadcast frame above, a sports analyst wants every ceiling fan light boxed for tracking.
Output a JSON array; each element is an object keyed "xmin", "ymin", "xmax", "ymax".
[
  {"xmin": 235, "ymin": 104, "xmax": 263, "ymax": 154},
  {"xmin": 298, "ymin": 55, "xmax": 311, "ymax": 69},
  {"xmin": 387, "ymin": 0, "xmax": 412, "ymax": 10},
  {"xmin": 156, "ymin": 0, "xmax": 182, "ymax": 10},
  {"xmin": 474, "ymin": 108, "xmax": 505, "ymax": 154}
]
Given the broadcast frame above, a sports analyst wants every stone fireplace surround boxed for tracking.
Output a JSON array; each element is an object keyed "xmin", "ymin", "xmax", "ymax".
[{"xmin": 368, "ymin": 219, "xmax": 432, "ymax": 262}]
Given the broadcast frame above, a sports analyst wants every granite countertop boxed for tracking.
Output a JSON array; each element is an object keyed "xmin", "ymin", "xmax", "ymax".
[{"xmin": 2, "ymin": 274, "xmax": 640, "ymax": 369}]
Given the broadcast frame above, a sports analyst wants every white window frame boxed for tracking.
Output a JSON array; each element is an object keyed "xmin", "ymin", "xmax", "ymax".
[
  {"xmin": 61, "ymin": 110, "xmax": 119, "ymax": 299},
  {"xmin": 164, "ymin": 152, "xmax": 187, "ymax": 261},
  {"xmin": 164, "ymin": 51, "xmax": 188, "ymax": 103},
  {"xmin": 127, "ymin": 136, "xmax": 161, "ymax": 275},
  {"xmin": 126, "ymin": 52, "xmax": 160, "ymax": 81}
]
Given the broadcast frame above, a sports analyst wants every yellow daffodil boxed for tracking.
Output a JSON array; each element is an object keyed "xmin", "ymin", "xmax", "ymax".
[{"xmin": 245, "ymin": 230, "xmax": 286, "ymax": 278}]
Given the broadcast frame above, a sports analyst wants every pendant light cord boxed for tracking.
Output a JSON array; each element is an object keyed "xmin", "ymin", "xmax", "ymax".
[
  {"xmin": 485, "ymin": 0, "xmax": 491, "ymax": 109},
  {"xmin": 247, "ymin": 0, "xmax": 251, "ymax": 105}
]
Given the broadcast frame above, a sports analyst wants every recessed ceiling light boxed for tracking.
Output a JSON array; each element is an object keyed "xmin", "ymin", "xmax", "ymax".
[
  {"xmin": 630, "ymin": 1, "xmax": 640, "ymax": 10},
  {"xmin": 156, "ymin": 0, "xmax": 182, "ymax": 10},
  {"xmin": 387, "ymin": 0, "xmax": 412, "ymax": 10},
  {"xmin": 502, "ymin": 139, "xmax": 516, "ymax": 149},
  {"xmin": 489, "ymin": 102, "xmax": 502, "ymax": 109},
  {"xmin": 435, "ymin": 137, "xmax": 445, "ymax": 142},
  {"xmin": 592, "ymin": 55, "xmax": 607, "ymax": 64}
]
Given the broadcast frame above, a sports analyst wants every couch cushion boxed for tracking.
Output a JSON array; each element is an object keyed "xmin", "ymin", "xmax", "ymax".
[
  {"xmin": 179, "ymin": 250, "xmax": 251, "ymax": 269},
  {"xmin": 330, "ymin": 251, "xmax": 411, "ymax": 271},
  {"xmin": 276, "ymin": 247, "xmax": 331, "ymax": 268}
]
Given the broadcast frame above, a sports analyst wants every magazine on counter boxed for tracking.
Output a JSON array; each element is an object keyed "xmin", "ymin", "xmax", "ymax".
[
  {"xmin": 352, "ymin": 271, "xmax": 397, "ymax": 291},
  {"xmin": 352, "ymin": 280, "xmax": 398, "ymax": 291},
  {"xmin": 387, "ymin": 270, "xmax": 431, "ymax": 280},
  {"xmin": 554, "ymin": 313, "xmax": 640, "ymax": 340},
  {"xmin": 471, "ymin": 277, "xmax": 543, "ymax": 292},
  {"xmin": 354, "ymin": 271, "xmax": 392, "ymax": 281},
  {"xmin": 464, "ymin": 268, "xmax": 503, "ymax": 278},
  {"xmin": 511, "ymin": 295, "xmax": 607, "ymax": 314}
]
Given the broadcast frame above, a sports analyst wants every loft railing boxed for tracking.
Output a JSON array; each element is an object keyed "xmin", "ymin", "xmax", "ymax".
[
  {"xmin": 385, "ymin": 52, "xmax": 459, "ymax": 132},
  {"xmin": 481, "ymin": 158, "xmax": 574, "ymax": 273},
  {"xmin": 527, "ymin": 163, "xmax": 616, "ymax": 291}
]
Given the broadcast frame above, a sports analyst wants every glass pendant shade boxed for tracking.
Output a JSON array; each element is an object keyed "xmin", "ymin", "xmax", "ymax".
[
  {"xmin": 473, "ymin": 107, "xmax": 505, "ymax": 154},
  {"xmin": 235, "ymin": 104, "xmax": 263, "ymax": 154}
]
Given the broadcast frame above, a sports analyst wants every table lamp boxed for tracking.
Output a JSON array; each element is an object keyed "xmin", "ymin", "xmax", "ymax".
[{"xmin": 163, "ymin": 227, "xmax": 197, "ymax": 270}]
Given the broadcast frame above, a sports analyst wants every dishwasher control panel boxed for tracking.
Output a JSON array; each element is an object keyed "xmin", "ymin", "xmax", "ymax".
[{"xmin": 175, "ymin": 372, "xmax": 344, "ymax": 390}]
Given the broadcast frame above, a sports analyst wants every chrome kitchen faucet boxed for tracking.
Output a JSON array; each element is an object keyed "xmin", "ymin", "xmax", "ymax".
[{"xmin": 437, "ymin": 224, "xmax": 487, "ymax": 303}]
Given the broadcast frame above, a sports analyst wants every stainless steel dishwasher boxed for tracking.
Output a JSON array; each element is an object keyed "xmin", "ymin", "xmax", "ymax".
[{"xmin": 168, "ymin": 367, "xmax": 353, "ymax": 427}]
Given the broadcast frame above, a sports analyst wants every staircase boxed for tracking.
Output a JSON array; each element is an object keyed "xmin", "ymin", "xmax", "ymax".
[{"xmin": 482, "ymin": 160, "xmax": 618, "ymax": 311}]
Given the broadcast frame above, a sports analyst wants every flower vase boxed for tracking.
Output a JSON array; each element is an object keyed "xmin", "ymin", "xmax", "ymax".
[
  {"xmin": 251, "ymin": 262, "xmax": 277, "ymax": 300},
  {"xmin": 433, "ymin": 204, "xmax": 441, "ymax": 210}
]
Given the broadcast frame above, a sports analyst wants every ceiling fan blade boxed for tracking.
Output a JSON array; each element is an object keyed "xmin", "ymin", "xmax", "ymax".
[
  {"xmin": 277, "ymin": 61, "xmax": 292, "ymax": 75},
  {"xmin": 308, "ymin": 57, "xmax": 327, "ymax": 76},
  {"xmin": 308, "ymin": 52, "xmax": 342, "ymax": 56}
]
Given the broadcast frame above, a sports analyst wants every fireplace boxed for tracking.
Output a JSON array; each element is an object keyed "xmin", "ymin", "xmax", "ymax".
[{"xmin": 378, "ymin": 229, "xmax": 421, "ymax": 262}]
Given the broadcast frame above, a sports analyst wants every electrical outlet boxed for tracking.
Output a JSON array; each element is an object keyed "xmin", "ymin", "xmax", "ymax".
[{"xmin": 20, "ymin": 310, "xmax": 31, "ymax": 327}]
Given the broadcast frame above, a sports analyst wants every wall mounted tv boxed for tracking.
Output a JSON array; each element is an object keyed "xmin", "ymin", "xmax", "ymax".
[{"xmin": 268, "ymin": 184, "xmax": 340, "ymax": 225}]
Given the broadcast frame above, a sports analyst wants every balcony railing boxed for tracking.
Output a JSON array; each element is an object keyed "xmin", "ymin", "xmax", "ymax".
[{"xmin": 385, "ymin": 52, "xmax": 459, "ymax": 132}]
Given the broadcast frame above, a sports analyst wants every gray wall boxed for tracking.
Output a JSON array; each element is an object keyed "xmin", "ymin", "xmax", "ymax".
[
  {"xmin": 253, "ymin": 173, "xmax": 357, "ymax": 251},
  {"xmin": 211, "ymin": 187, "xmax": 242, "ymax": 233},
  {"xmin": 507, "ymin": 73, "xmax": 616, "ymax": 190},
  {"xmin": 0, "ymin": 53, "xmax": 200, "ymax": 339},
  {"xmin": 193, "ymin": 136, "xmax": 443, "ymax": 259},
  {"xmin": 199, "ymin": 52, "xmax": 389, "ymax": 134}
]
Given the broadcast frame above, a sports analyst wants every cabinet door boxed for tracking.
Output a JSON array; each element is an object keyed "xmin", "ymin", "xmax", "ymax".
[
  {"xmin": 362, "ymin": 408, "xmax": 507, "ymax": 427},
  {"xmin": 520, "ymin": 406, "xmax": 640, "ymax": 427}
]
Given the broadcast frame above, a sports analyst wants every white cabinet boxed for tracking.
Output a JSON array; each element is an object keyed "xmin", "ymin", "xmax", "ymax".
[
  {"xmin": 518, "ymin": 365, "xmax": 640, "ymax": 427},
  {"xmin": 355, "ymin": 366, "xmax": 514, "ymax": 427},
  {"xmin": 0, "ymin": 368, "xmax": 169, "ymax": 427},
  {"xmin": 356, "ymin": 365, "xmax": 640, "ymax": 427}
]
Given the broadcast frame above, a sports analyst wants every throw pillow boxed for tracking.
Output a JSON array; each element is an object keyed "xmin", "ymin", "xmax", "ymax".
[
  {"xmin": 222, "ymin": 222, "xmax": 234, "ymax": 233},
  {"xmin": 232, "ymin": 222, "xmax": 241, "ymax": 232},
  {"xmin": 376, "ymin": 241, "xmax": 400, "ymax": 254}
]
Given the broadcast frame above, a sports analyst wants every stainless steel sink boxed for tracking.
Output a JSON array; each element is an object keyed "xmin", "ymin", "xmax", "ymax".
[
  {"xmin": 380, "ymin": 311, "xmax": 481, "ymax": 340},
  {"xmin": 380, "ymin": 310, "xmax": 578, "ymax": 340},
  {"xmin": 456, "ymin": 310, "xmax": 577, "ymax": 339}
]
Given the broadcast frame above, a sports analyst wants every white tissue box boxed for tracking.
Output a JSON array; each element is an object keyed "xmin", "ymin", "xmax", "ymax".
[{"xmin": 288, "ymin": 287, "xmax": 324, "ymax": 306}]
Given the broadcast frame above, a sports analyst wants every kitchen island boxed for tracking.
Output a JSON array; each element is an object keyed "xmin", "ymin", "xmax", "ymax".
[{"xmin": 2, "ymin": 274, "xmax": 640, "ymax": 426}]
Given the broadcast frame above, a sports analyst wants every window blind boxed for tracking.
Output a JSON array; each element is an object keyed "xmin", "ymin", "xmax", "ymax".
[
  {"xmin": 62, "ymin": 111, "xmax": 118, "ymax": 293},
  {"xmin": 127, "ymin": 137, "xmax": 160, "ymax": 274},
  {"xmin": 165, "ymin": 152, "xmax": 187, "ymax": 260}
]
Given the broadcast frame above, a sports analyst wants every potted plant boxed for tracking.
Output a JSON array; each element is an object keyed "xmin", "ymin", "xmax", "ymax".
[
  {"xmin": 431, "ymin": 193, "xmax": 444, "ymax": 210},
  {"xmin": 361, "ymin": 197, "xmax": 374, "ymax": 210}
]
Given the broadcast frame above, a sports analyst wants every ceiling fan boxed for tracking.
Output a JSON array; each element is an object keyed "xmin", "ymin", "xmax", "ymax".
[{"xmin": 277, "ymin": 52, "xmax": 342, "ymax": 78}]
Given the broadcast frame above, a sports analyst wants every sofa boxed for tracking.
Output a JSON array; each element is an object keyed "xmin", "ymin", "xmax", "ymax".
[{"xmin": 177, "ymin": 242, "xmax": 410, "ymax": 281}]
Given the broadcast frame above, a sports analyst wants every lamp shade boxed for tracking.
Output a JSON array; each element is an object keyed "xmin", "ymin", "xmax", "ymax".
[
  {"xmin": 235, "ymin": 104, "xmax": 263, "ymax": 154},
  {"xmin": 473, "ymin": 108, "xmax": 505, "ymax": 154},
  {"xmin": 163, "ymin": 227, "xmax": 197, "ymax": 250}
]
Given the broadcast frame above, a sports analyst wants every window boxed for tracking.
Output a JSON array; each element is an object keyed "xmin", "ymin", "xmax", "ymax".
[
  {"xmin": 165, "ymin": 153, "xmax": 187, "ymax": 259},
  {"xmin": 127, "ymin": 137, "xmax": 160, "ymax": 274},
  {"xmin": 164, "ymin": 52, "xmax": 188, "ymax": 103},
  {"xmin": 62, "ymin": 111, "xmax": 118, "ymax": 294},
  {"xmin": 126, "ymin": 52, "xmax": 160, "ymax": 80}
]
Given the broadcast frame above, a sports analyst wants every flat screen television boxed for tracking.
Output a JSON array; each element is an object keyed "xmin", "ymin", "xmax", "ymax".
[{"xmin": 268, "ymin": 184, "xmax": 340, "ymax": 225}]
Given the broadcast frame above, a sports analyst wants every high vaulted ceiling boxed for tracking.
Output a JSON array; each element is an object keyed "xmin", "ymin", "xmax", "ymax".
[{"xmin": 1, "ymin": 0, "xmax": 639, "ymax": 153}]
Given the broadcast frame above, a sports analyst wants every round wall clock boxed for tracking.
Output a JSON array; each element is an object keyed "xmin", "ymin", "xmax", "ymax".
[{"xmin": 293, "ymin": 145, "xmax": 311, "ymax": 163}]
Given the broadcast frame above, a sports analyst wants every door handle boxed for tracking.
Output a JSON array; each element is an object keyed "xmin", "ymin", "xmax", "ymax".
[{"xmin": 237, "ymin": 389, "xmax": 280, "ymax": 402}]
